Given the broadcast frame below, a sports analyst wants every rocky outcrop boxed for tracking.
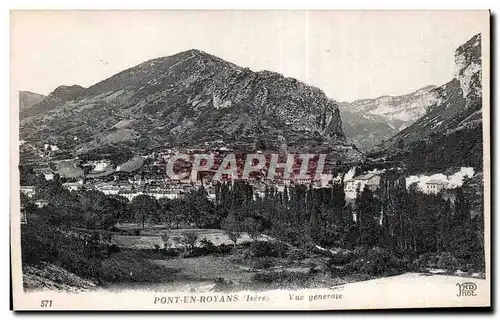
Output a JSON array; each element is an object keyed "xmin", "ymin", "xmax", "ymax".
[
  {"xmin": 454, "ymin": 34, "xmax": 482, "ymax": 101},
  {"xmin": 372, "ymin": 33, "xmax": 483, "ymax": 172},
  {"xmin": 21, "ymin": 49, "xmax": 360, "ymax": 162},
  {"xmin": 338, "ymin": 85, "xmax": 439, "ymax": 150},
  {"xmin": 343, "ymin": 34, "xmax": 483, "ymax": 153},
  {"xmin": 23, "ymin": 263, "xmax": 96, "ymax": 292},
  {"xmin": 340, "ymin": 85, "xmax": 439, "ymax": 127},
  {"xmin": 377, "ymin": 33, "xmax": 483, "ymax": 149}
]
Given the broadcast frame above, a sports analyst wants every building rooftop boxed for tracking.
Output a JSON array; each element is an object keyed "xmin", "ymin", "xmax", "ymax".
[
  {"xmin": 426, "ymin": 179, "xmax": 447, "ymax": 185},
  {"xmin": 62, "ymin": 182, "xmax": 80, "ymax": 186},
  {"xmin": 351, "ymin": 173, "xmax": 378, "ymax": 181}
]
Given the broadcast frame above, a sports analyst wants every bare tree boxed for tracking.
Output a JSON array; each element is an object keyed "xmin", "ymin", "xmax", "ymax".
[
  {"xmin": 224, "ymin": 230, "xmax": 242, "ymax": 248},
  {"xmin": 161, "ymin": 232, "xmax": 170, "ymax": 249},
  {"xmin": 243, "ymin": 217, "xmax": 260, "ymax": 241},
  {"xmin": 182, "ymin": 231, "xmax": 198, "ymax": 251},
  {"xmin": 223, "ymin": 211, "xmax": 242, "ymax": 248}
]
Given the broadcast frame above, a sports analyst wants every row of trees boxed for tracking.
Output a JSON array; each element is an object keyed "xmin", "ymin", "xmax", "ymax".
[
  {"xmin": 22, "ymin": 179, "xmax": 223, "ymax": 230},
  {"xmin": 22, "ymin": 170, "xmax": 485, "ymax": 270},
  {"xmin": 213, "ymin": 175, "xmax": 484, "ymax": 270}
]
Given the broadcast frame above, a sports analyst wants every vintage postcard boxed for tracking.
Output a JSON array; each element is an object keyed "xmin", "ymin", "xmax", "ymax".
[{"xmin": 10, "ymin": 10, "xmax": 490, "ymax": 310}]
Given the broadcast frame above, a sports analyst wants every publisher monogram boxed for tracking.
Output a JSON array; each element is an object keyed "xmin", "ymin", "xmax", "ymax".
[{"xmin": 456, "ymin": 282, "xmax": 477, "ymax": 297}]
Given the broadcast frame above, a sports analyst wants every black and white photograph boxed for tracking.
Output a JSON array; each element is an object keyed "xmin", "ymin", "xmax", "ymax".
[{"xmin": 10, "ymin": 10, "xmax": 490, "ymax": 310}]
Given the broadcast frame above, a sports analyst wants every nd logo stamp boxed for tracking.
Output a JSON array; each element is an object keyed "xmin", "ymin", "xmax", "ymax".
[{"xmin": 456, "ymin": 282, "xmax": 478, "ymax": 297}]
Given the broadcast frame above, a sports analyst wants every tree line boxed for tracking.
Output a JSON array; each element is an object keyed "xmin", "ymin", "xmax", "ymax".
[{"xmin": 22, "ymin": 171, "xmax": 485, "ymax": 271}]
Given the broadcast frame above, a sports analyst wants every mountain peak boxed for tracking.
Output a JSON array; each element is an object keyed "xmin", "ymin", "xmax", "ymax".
[
  {"xmin": 49, "ymin": 85, "xmax": 86, "ymax": 100},
  {"xmin": 179, "ymin": 48, "xmax": 205, "ymax": 55},
  {"xmin": 167, "ymin": 48, "xmax": 207, "ymax": 60},
  {"xmin": 374, "ymin": 32, "xmax": 483, "ymax": 171},
  {"xmin": 454, "ymin": 33, "xmax": 481, "ymax": 99},
  {"xmin": 168, "ymin": 48, "xmax": 232, "ymax": 65},
  {"xmin": 20, "ymin": 85, "xmax": 86, "ymax": 119},
  {"xmin": 19, "ymin": 91, "xmax": 46, "ymax": 111},
  {"xmin": 20, "ymin": 50, "xmax": 362, "ymax": 163}
]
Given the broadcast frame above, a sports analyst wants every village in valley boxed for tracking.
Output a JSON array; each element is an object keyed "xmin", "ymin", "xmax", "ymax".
[
  {"xmin": 20, "ymin": 138, "xmax": 476, "ymax": 219},
  {"xmin": 16, "ymin": 23, "xmax": 486, "ymax": 295}
]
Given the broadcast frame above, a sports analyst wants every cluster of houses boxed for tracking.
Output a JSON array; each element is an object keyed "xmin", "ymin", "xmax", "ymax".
[
  {"xmin": 344, "ymin": 173, "xmax": 381, "ymax": 198},
  {"xmin": 20, "ymin": 162, "xmax": 470, "ymax": 228},
  {"xmin": 346, "ymin": 173, "xmax": 452, "ymax": 198},
  {"xmin": 20, "ymin": 168, "xmax": 455, "ymax": 207},
  {"xmin": 20, "ymin": 140, "xmax": 467, "ymax": 215}
]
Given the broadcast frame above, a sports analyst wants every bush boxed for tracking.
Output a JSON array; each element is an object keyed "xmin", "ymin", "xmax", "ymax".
[
  {"xmin": 287, "ymin": 249, "xmax": 307, "ymax": 261},
  {"xmin": 343, "ymin": 247, "xmax": 407, "ymax": 277},
  {"xmin": 20, "ymin": 221, "xmax": 180, "ymax": 285},
  {"xmin": 200, "ymin": 238, "xmax": 217, "ymax": 253},
  {"xmin": 108, "ymin": 244, "xmax": 121, "ymax": 254},
  {"xmin": 344, "ymin": 257, "xmax": 364, "ymax": 274},
  {"xmin": 211, "ymin": 277, "xmax": 235, "ymax": 292},
  {"xmin": 98, "ymin": 251, "xmax": 177, "ymax": 283},
  {"xmin": 353, "ymin": 246, "xmax": 369, "ymax": 257},
  {"xmin": 161, "ymin": 233, "xmax": 170, "ymax": 249},
  {"xmin": 359, "ymin": 247, "xmax": 400, "ymax": 276},
  {"xmin": 250, "ymin": 241, "xmax": 288, "ymax": 258},
  {"xmin": 437, "ymin": 252, "xmax": 459, "ymax": 271},
  {"xmin": 253, "ymin": 257, "xmax": 275, "ymax": 269},
  {"xmin": 329, "ymin": 265, "xmax": 349, "ymax": 277},
  {"xmin": 251, "ymin": 271, "xmax": 310, "ymax": 287},
  {"xmin": 456, "ymin": 258, "xmax": 467, "ymax": 271},
  {"xmin": 329, "ymin": 251, "xmax": 356, "ymax": 265},
  {"xmin": 21, "ymin": 221, "xmax": 109, "ymax": 280},
  {"xmin": 412, "ymin": 253, "xmax": 436, "ymax": 271},
  {"xmin": 182, "ymin": 231, "xmax": 198, "ymax": 249},
  {"xmin": 215, "ymin": 244, "xmax": 233, "ymax": 255},
  {"xmin": 161, "ymin": 248, "xmax": 180, "ymax": 257}
]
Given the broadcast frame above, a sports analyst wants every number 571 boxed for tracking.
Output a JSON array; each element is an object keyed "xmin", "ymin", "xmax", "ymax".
[{"xmin": 40, "ymin": 300, "xmax": 52, "ymax": 307}]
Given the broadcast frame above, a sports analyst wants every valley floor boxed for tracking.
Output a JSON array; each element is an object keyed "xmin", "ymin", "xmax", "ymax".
[{"xmin": 23, "ymin": 226, "xmax": 485, "ymax": 294}]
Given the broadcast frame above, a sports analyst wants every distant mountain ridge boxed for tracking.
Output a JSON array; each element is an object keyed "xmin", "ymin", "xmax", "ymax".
[
  {"xmin": 20, "ymin": 49, "xmax": 362, "ymax": 163},
  {"xmin": 339, "ymin": 85, "xmax": 439, "ymax": 150},
  {"xmin": 20, "ymin": 85, "xmax": 86, "ymax": 118},
  {"xmin": 19, "ymin": 91, "xmax": 45, "ymax": 111},
  {"xmin": 372, "ymin": 33, "xmax": 483, "ymax": 172},
  {"xmin": 340, "ymin": 85, "xmax": 438, "ymax": 124},
  {"xmin": 382, "ymin": 33, "xmax": 482, "ymax": 148}
]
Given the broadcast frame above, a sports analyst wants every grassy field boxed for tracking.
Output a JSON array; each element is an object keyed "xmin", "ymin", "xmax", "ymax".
[
  {"xmin": 111, "ymin": 224, "xmax": 273, "ymax": 250},
  {"xmin": 101, "ymin": 224, "xmax": 334, "ymax": 292}
]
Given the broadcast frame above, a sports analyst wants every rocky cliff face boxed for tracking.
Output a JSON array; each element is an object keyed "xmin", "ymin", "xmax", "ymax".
[
  {"xmin": 454, "ymin": 34, "xmax": 482, "ymax": 101},
  {"xmin": 382, "ymin": 33, "xmax": 482, "ymax": 147},
  {"xmin": 338, "ymin": 85, "xmax": 438, "ymax": 150},
  {"xmin": 20, "ymin": 49, "xmax": 361, "ymax": 162},
  {"xmin": 339, "ymin": 85, "xmax": 438, "ymax": 126},
  {"xmin": 372, "ymin": 33, "xmax": 483, "ymax": 172},
  {"xmin": 341, "ymin": 34, "xmax": 483, "ymax": 153}
]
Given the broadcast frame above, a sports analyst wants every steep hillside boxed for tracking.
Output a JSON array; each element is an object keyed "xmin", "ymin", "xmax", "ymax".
[
  {"xmin": 19, "ymin": 91, "xmax": 45, "ymax": 111},
  {"xmin": 339, "ymin": 85, "xmax": 438, "ymax": 150},
  {"xmin": 372, "ymin": 34, "xmax": 483, "ymax": 172},
  {"xmin": 338, "ymin": 111, "xmax": 399, "ymax": 151},
  {"xmin": 20, "ymin": 85, "xmax": 86, "ymax": 119},
  {"xmin": 20, "ymin": 49, "xmax": 362, "ymax": 162}
]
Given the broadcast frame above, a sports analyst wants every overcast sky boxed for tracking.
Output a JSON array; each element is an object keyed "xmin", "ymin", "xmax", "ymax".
[{"xmin": 11, "ymin": 10, "xmax": 487, "ymax": 102}]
